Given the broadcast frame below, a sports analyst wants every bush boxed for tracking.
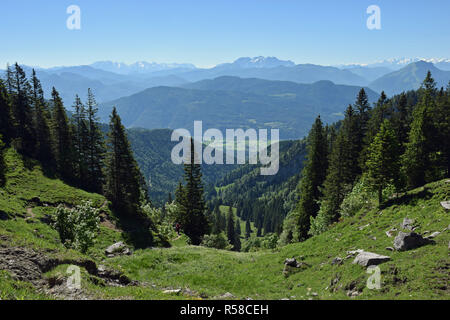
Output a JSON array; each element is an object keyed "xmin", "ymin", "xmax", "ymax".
[
  {"xmin": 53, "ymin": 200, "xmax": 100, "ymax": 253},
  {"xmin": 141, "ymin": 201, "xmax": 178, "ymax": 242},
  {"xmin": 201, "ymin": 232, "xmax": 232, "ymax": 250}
]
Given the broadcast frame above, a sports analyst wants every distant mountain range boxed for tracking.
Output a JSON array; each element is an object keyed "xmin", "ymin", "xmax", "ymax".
[
  {"xmin": 97, "ymin": 76, "xmax": 379, "ymax": 139},
  {"xmin": 1, "ymin": 57, "xmax": 449, "ymax": 106}
]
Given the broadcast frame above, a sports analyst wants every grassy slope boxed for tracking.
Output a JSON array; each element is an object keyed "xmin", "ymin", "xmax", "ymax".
[
  {"xmin": 106, "ymin": 180, "xmax": 449, "ymax": 300},
  {"xmin": 1, "ymin": 148, "xmax": 449, "ymax": 300}
]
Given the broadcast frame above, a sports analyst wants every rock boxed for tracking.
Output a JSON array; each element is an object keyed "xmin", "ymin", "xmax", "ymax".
[
  {"xmin": 393, "ymin": 232, "xmax": 433, "ymax": 251},
  {"xmin": 163, "ymin": 289, "xmax": 181, "ymax": 294},
  {"xmin": 220, "ymin": 292, "xmax": 235, "ymax": 299},
  {"xmin": 352, "ymin": 251, "xmax": 391, "ymax": 267},
  {"xmin": 284, "ymin": 258, "xmax": 298, "ymax": 267},
  {"xmin": 440, "ymin": 201, "xmax": 450, "ymax": 210},
  {"xmin": 105, "ymin": 242, "xmax": 131, "ymax": 257},
  {"xmin": 425, "ymin": 231, "xmax": 440, "ymax": 239},
  {"xmin": 386, "ymin": 228, "xmax": 397, "ymax": 237},
  {"xmin": 331, "ymin": 257, "xmax": 343, "ymax": 265},
  {"xmin": 385, "ymin": 247, "xmax": 394, "ymax": 251},
  {"xmin": 358, "ymin": 224, "xmax": 370, "ymax": 231},
  {"xmin": 400, "ymin": 218, "xmax": 415, "ymax": 230}
]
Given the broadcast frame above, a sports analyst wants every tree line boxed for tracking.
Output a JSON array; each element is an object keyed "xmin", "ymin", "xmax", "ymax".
[{"xmin": 0, "ymin": 63, "xmax": 145, "ymax": 217}]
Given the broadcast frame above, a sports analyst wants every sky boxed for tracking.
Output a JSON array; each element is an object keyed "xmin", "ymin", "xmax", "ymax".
[{"xmin": 0, "ymin": 0, "xmax": 449, "ymax": 68}]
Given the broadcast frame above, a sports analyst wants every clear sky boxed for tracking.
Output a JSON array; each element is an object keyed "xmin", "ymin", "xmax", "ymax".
[{"xmin": 1, "ymin": 0, "xmax": 449, "ymax": 68}]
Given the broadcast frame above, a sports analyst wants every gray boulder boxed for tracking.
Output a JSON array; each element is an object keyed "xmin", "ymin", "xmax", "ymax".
[
  {"xmin": 440, "ymin": 201, "xmax": 450, "ymax": 210},
  {"xmin": 352, "ymin": 251, "xmax": 391, "ymax": 267},
  {"xmin": 393, "ymin": 232, "xmax": 432, "ymax": 251},
  {"xmin": 105, "ymin": 241, "xmax": 131, "ymax": 257}
]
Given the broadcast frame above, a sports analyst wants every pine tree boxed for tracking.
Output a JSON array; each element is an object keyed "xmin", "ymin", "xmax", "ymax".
[
  {"xmin": 0, "ymin": 79, "xmax": 11, "ymax": 145},
  {"xmin": 176, "ymin": 138, "xmax": 209, "ymax": 245},
  {"xmin": 10, "ymin": 63, "xmax": 36, "ymax": 156},
  {"xmin": 365, "ymin": 120, "xmax": 401, "ymax": 205},
  {"xmin": 293, "ymin": 116, "xmax": 329, "ymax": 240},
  {"xmin": 392, "ymin": 93, "xmax": 410, "ymax": 154},
  {"xmin": 105, "ymin": 107, "xmax": 143, "ymax": 216},
  {"xmin": 85, "ymin": 89, "xmax": 105, "ymax": 193},
  {"xmin": 226, "ymin": 206, "xmax": 237, "ymax": 250},
  {"xmin": 311, "ymin": 106, "xmax": 361, "ymax": 230},
  {"xmin": 0, "ymin": 135, "xmax": 5, "ymax": 186},
  {"xmin": 245, "ymin": 219, "xmax": 252, "ymax": 239},
  {"xmin": 72, "ymin": 95, "xmax": 89, "ymax": 186},
  {"xmin": 51, "ymin": 88, "xmax": 76, "ymax": 183},
  {"xmin": 354, "ymin": 88, "xmax": 372, "ymax": 170},
  {"xmin": 402, "ymin": 72, "xmax": 437, "ymax": 188},
  {"xmin": 31, "ymin": 69, "xmax": 55, "ymax": 167}
]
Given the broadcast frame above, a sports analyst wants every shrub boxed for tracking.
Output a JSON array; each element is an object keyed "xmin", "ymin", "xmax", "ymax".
[
  {"xmin": 53, "ymin": 200, "xmax": 100, "ymax": 253},
  {"xmin": 201, "ymin": 232, "xmax": 232, "ymax": 250}
]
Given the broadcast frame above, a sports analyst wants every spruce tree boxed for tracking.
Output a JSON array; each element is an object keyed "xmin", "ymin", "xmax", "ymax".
[
  {"xmin": 105, "ymin": 107, "xmax": 143, "ymax": 216},
  {"xmin": 293, "ymin": 116, "xmax": 328, "ymax": 240},
  {"xmin": 245, "ymin": 219, "xmax": 252, "ymax": 239},
  {"xmin": 72, "ymin": 95, "xmax": 89, "ymax": 186},
  {"xmin": 51, "ymin": 88, "xmax": 76, "ymax": 183},
  {"xmin": 235, "ymin": 218, "xmax": 241, "ymax": 236},
  {"xmin": 402, "ymin": 72, "xmax": 437, "ymax": 188},
  {"xmin": 85, "ymin": 89, "xmax": 105, "ymax": 193},
  {"xmin": 365, "ymin": 120, "xmax": 401, "ymax": 205},
  {"xmin": 177, "ymin": 138, "xmax": 209, "ymax": 245},
  {"xmin": 0, "ymin": 79, "xmax": 11, "ymax": 145},
  {"xmin": 31, "ymin": 69, "xmax": 55, "ymax": 167},
  {"xmin": 10, "ymin": 63, "xmax": 36, "ymax": 156},
  {"xmin": 0, "ymin": 135, "xmax": 5, "ymax": 186},
  {"xmin": 226, "ymin": 206, "xmax": 237, "ymax": 250}
]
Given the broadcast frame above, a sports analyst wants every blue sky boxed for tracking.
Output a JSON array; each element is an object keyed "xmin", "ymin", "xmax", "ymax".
[{"xmin": 1, "ymin": 0, "xmax": 449, "ymax": 68}]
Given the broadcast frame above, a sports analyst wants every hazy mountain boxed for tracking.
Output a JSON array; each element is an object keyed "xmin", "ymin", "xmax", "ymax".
[
  {"xmin": 98, "ymin": 77, "xmax": 378, "ymax": 139},
  {"xmin": 341, "ymin": 58, "xmax": 450, "ymax": 71},
  {"xmin": 369, "ymin": 61, "xmax": 450, "ymax": 96},
  {"xmin": 178, "ymin": 61, "xmax": 368, "ymax": 86},
  {"xmin": 90, "ymin": 61, "xmax": 197, "ymax": 75},
  {"xmin": 343, "ymin": 66, "xmax": 393, "ymax": 82},
  {"xmin": 216, "ymin": 56, "xmax": 295, "ymax": 69},
  {"xmin": 0, "ymin": 64, "xmax": 188, "ymax": 104}
]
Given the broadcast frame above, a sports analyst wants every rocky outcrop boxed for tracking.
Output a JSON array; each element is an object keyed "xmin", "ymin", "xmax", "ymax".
[
  {"xmin": 393, "ymin": 232, "xmax": 433, "ymax": 251},
  {"xmin": 352, "ymin": 251, "xmax": 391, "ymax": 267},
  {"xmin": 105, "ymin": 241, "xmax": 131, "ymax": 257}
]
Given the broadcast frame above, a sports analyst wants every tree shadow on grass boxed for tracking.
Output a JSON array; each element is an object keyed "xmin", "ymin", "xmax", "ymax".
[{"xmin": 381, "ymin": 186, "xmax": 433, "ymax": 209}]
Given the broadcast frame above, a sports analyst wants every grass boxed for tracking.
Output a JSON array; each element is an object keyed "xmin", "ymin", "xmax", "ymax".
[{"xmin": 1, "ymin": 147, "xmax": 449, "ymax": 300}]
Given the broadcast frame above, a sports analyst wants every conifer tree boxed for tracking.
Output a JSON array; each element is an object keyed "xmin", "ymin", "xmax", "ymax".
[
  {"xmin": 72, "ymin": 95, "xmax": 89, "ymax": 185},
  {"xmin": 10, "ymin": 63, "xmax": 36, "ymax": 156},
  {"xmin": 245, "ymin": 219, "xmax": 252, "ymax": 239},
  {"xmin": 51, "ymin": 87, "xmax": 76, "ymax": 183},
  {"xmin": 403, "ymin": 72, "xmax": 437, "ymax": 188},
  {"xmin": 365, "ymin": 120, "xmax": 401, "ymax": 205},
  {"xmin": 0, "ymin": 135, "xmax": 5, "ymax": 186},
  {"xmin": 177, "ymin": 138, "xmax": 209, "ymax": 245},
  {"xmin": 293, "ymin": 116, "xmax": 328, "ymax": 240},
  {"xmin": 85, "ymin": 89, "xmax": 105, "ymax": 193},
  {"xmin": 105, "ymin": 107, "xmax": 143, "ymax": 216},
  {"xmin": 0, "ymin": 79, "xmax": 11, "ymax": 145},
  {"xmin": 392, "ymin": 93, "xmax": 410, "ymax": 154},
  {"xmin": 226, "ymin": 206, "xmax": 237, "ymax": 250},
  {"xmin": 31, "ymin": 69, "xmax": 54, "ymax": 167}
]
